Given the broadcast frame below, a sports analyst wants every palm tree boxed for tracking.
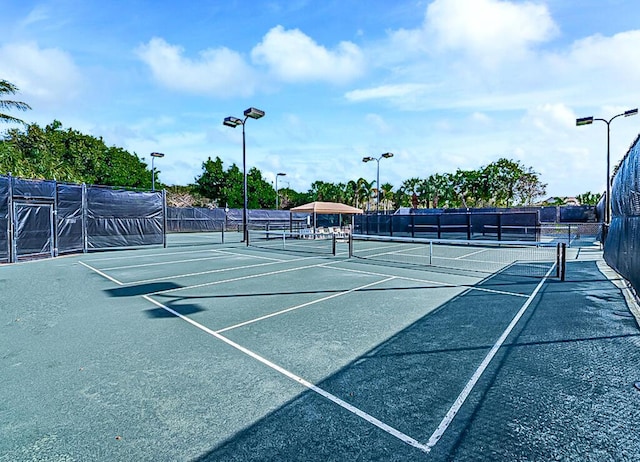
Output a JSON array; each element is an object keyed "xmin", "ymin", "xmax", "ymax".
[
  {"xmin": 1, "ymin": 79, "xmax": 31, "ymax": 124},
  {"xmin": 356, "ymin": 178, "xmax": 374, "ymax": 211}
]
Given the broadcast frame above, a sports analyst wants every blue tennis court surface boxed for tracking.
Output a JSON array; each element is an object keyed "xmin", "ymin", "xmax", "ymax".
[{"xmin": 1, "ymin": 233, "xmax": 639, "ymax": 461}]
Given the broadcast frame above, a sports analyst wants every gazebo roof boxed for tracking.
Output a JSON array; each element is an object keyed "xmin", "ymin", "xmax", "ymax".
[{"xmin": 290, "ymin": 201, "xmax": 363, "ymax": 214}]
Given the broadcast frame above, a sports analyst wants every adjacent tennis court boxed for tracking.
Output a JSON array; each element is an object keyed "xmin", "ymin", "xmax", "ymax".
[{"xmin": 2, "ymin": 232, "xmax": 639, "ymax": 461}]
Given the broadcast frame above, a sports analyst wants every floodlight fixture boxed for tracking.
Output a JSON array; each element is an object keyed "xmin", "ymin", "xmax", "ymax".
[
  {"xmin": 275, "ymin": 172, "xmax": 287, "ymax": 209},
  {"xmin": 576, "ymin": 107, "xmax": 638, "ymax": 225},
  {"xmin": 150, "ymin": 152, "xmax": 165, "ymax": 191},
  {"xmin": 362, "ymin": 152, "xmax": 395, "ymax": 215},
  {"xmin": 223, "ymin": 107, "xmax": 266, "ymax": 244},
  {"xmin": 244, "ymin": 107, "xmax": 265, "ymax": 119},
  {"xmin": 223, "ymin": 116, "xmax": 243, "ymax": 128}
]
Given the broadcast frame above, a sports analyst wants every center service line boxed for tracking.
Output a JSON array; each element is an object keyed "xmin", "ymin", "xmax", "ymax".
[
  {"xmin": 424, "ymin": 263, "xmax": 556, "ymax": 452},
  {"xmin": 142, "ymin": 291, "xmax": 431, "ymax": 454},
  {"xmin": 215, "ymin": 277, "xmax": 396, "ymax": 334}
]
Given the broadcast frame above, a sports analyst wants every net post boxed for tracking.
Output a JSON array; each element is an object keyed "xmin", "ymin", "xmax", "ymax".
[
  {"xmin": 429, "ymin": 240, "xmax": 433, "ymax": 265},
  {"xmin": 348, "ymin": 233, "xmax": 353, "ymax": 258},
  {"xmin": 556, "ymin": 243, "xmax": 560, "ymax": 278},
  {"xmin": 332, "ymin": 233, "xmax": 336, "ymax": 256},
  {"xmin": 561, "ymin": 242, "xmax": 566, "ymax": 281}
]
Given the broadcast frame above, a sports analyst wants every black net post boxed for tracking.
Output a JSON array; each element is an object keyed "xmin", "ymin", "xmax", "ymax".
[
  {"xmin": 162, "ymin": 189, "xmax": 167, "ymax": 249},
  {"xmin": 348, "ymin": 232, "xmax": 353, "ymax": 257},
  {"xmin": 332, "ymin": 233, "xmax": 336, "ymax": 256},
  {"xmin": 561, "ymin": 243, "xmax": 566, "ymax": 281}
]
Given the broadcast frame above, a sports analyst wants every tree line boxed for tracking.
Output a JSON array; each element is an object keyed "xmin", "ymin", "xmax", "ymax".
[{"xmin": 1, "ymin": 78, "xmax": 599, "ymax": 208}]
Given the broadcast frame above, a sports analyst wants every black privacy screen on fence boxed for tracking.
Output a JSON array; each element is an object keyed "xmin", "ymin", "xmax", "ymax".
[
  {"xmin": 0, "ymin": 176, "xmax": 10, "ymax": 262},
  {"xmin": 605, "ymin": 134, "xmax": 640, "ymax": 293},
  {"xmin": 0, "ymin": 174, "xmax": 165, "ymax": 263},
  {"xmin": 355, "ymin": 211, "xmax": 540, "ymax": 240},
  {"xmin": 167, "ymin": 207, "xmax": 308, "ymax": 233},
  {"xmin": 87, "ymin": 187, "xmax": 164, "ymax": 249}
]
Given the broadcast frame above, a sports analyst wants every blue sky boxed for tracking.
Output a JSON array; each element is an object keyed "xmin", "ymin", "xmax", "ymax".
[{"xmin": 2, "ymin": 0, "xmax": 640, "ymax": 199}]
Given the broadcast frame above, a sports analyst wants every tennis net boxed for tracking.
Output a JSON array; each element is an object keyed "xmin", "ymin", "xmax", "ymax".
[
  {"xmin": 248, "ymin": 229, "xmax": 338, "ymax": 255},
  {"xmin": 349, "ymin": 234, "xmax": 566, "ymax": 279}
]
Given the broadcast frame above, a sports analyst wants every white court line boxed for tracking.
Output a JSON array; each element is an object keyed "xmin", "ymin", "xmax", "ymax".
[
  {"xmin": 81, "ymin": 247, "xmax": 225, "ymax": 262},
  {"xmin": 215, "ymin": 249, "xmax": 288, "ymax": 262},
  {"xmin": 150, "ymin": 261, "xmax": 337, "ymax": 295},
  {"xmin": 142, "ymin": 294, "xmax": 430, "ymax": 453},
  {"xmin": 122, "ymin": 255, "xmax": 321, "ymax": 285},
  {"xmin": 78, "ymin": 261, "xmax": 124, "ymax": 286},
  {"xmin": 327, "ymin": 263, "xmax": 529, "ymax": 298},
  {"xmin": 454, "ymin": 248, "xmax": 490, "ymax": 260},
  {"xmin": 424, "ymin": 263, "xmax": 556, "ymax": 452},
  {"xmin": 215, "ymin": 277, "xmax": 396, "ymax": 334},
  {"xmin": 101, "ymin": 254, "xmax": 230, "ymax": 271}
]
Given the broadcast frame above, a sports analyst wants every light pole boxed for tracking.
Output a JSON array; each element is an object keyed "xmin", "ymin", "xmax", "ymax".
[
  {"xmin": 275, "ymin": 172, "xmax": 286, "ymax": 209},
  {"xmin": 223, "ymin": 107, "xmax": 265, "ymax": 245},
  {"xmin": 362, "ymin": 152, "xmax": 394, "ymax": 213},
  {"xmin": 576, "ymin": 108, "xmax": 638, "ymax": 224},
  {"xmin": 150, "ymin": 152, "xmax": 165, "ymax": 191}
]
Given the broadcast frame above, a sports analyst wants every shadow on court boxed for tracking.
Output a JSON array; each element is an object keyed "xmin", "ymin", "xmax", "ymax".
[
  {"xmin": 105, "ymin": 282, "xmax": 183, "ymax": 297},
  {"xmin": 188, "ymin": 260, "xmax": 640, "ymax": 462}
]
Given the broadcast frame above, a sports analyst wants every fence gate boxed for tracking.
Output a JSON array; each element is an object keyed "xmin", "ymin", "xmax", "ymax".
[{"xmin": 12, "ymin": 201, "xmax": 55, "ymax": 261}]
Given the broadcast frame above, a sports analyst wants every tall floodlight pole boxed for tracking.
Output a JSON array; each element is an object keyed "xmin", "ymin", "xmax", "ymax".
[
  {"xmin": 275, "ymin": 172, "xmax": 286, "ymax": 209},
  {"xmin": 150, "ymin": 152, "xmax": 165, "ymax": 191},
  {"xmin": 223, "ymin": 107, "xmax": 265, "ymax": 245},
  {"xmin": 362, "ymin": 152, "xmax": 394, "ymax": 213},
  {"xmin": 576, "ymin": 108, "xmax": 638, "ymax": 225}
]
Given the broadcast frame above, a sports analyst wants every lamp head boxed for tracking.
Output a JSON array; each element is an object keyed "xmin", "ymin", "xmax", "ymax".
[
  {"xmin": 277, "ymin": 172, "xmax": 286, "ymax": 177},
  {"xmin": 362, "ymin": 156, "xmax": 374, "ymax": 162},
  {"xmin": 223, "ymin": 116, "xmax": 243, "ymax": 127},
  {"xmin": 624, "ymin": 108, "xmax": 638, "ymax": 117},
  {"xmin": 381, "ymin": 152, "xmax": 394, "ymax": 159},
  {"xmin": 150, "ymin": 152, "xmax": 165, "ymax": 158},
  {"xmin": 576, "ymin": 116, "xmax": 594, "ymax": 126},
  {"xmin": 244, "ymin": 107, "xmax": 265, "ymax": 119}
]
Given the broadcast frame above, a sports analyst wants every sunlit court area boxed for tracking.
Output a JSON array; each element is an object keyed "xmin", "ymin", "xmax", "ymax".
[{"xmin": 2, "ymin": 224, "xmax": 640, "ymax": 460}]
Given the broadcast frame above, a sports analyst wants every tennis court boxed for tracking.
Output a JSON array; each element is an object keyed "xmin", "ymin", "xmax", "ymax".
[{"xmin": 2, "ymin": 232, "xmax": 639, "ymax": 461}]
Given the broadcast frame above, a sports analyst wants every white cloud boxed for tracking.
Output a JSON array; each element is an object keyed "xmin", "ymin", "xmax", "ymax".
[
  {"xmin": 426, "ymin": 0, "xmax": 557, "ymax": 59},
  {"xmin": 20, "ymin": 6, "xmax": 50, "ymax": 28},
  {"xmin": 0, "ymin": 42, "xmax": 83, "ymax": 106},
  {"xmin": 345, "ymin": 83, "xmax": 432, "ymax": 103},
  {"xmin": 387, "ymin": 0, "xmax": 557, "ymax": 65},
  {"xmin": 365, "ymin": 113, "xmax": 392, "ymax": 135},
  {"xmin": 136, "ymin": 38, "xmax": 258, "ymax": 97},
  {"xmin": 251, "ymin": 25, "xmax": 365, "ymax": 84},
  {"xmin": 524, "ymin": 103, "xmax": 576, "ymax": 133}
]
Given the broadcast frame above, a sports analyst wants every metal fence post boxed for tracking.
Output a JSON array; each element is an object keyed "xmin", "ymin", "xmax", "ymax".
[
  {"xmin": 8, "ymin": 173, "xmax": 15, "ymax": 263},
  {"xmin": 82, "ymin": 183, "xmax": 88, "ymax": 253}
]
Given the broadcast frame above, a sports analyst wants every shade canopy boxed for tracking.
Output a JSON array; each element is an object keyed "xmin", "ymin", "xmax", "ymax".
[{"xmin": 290, "ymin": 201, "xmax": 363, "ymax": 215}]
